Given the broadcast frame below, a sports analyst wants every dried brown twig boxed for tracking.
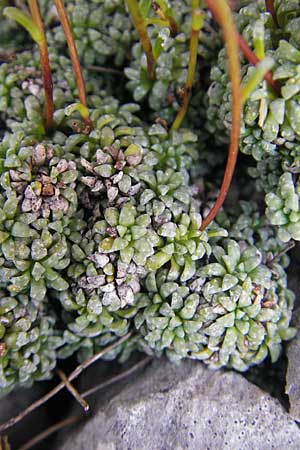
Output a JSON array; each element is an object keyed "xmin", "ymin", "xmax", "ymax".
[
  {"xmin": 0, "ymin": 333, "xmax": 132, "ymax": 434},
  {"xmin": 16, "ymin": 416, "xmax": 80, "ymax": 450},
  {"xmin": 87, "ymin": 65, "xmax": 124, "ymax": 75},
  {"xmin": 81, "ymin": 356, "xmax": 152, "ymax": 399},
  {"xmin": 57, "ymin": 370, "xmax": 90, "ymax": 412},
  {"xmin": 16, "ymin": 356, "xmax": 152, "ymax": 450},
  {"xmin": 267, "ymin": 241, "xmax": 296, "ymax": 267}
]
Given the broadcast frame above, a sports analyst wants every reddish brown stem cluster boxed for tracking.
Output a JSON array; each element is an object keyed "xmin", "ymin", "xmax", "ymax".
[
  {"xmin": 201, "ymin": 0, "xmax": 242, "ymax": 230},
  {"xmin": 237, "ymin": 33, "xmax": 280, "ymax": 93},
  {"xmin": 53, "ymin": 0, "xmax": 92, "ymax": 130},
  {"xmin": 265, "ymin": 0, "xmax": 278, "ymax": 26}
]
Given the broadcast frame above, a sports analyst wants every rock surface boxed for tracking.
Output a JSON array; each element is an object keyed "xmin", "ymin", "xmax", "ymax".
[
  {"xmin": 286, "ymin": 259, "xmax": 300, "ymax": 422},
  {"xmin": 286, "ymin": 332, "xmax": 300, "ymax": 422},
  {"xmin": 286, "ymin": 269, "xmax": 300, "ymax": 423},
  {"xmin": 57, "ymin": 359, "xmax": 300, "ymax": 450}
]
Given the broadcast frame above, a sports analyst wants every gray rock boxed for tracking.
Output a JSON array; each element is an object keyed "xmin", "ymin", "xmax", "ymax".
[
  {"xmin": 286, "ymin": 259, "xmax": 300, "ymax": 422},
  {"xmin": 286, "ymin": 332, "xmax": 300, "ymax": 422},
  {"xmin": 57, "ymin": 359, "xmax": 300, "ymax": 450},
  {"xmin": 286, "ymin": 269, "xmax": 300, "ymax": 423}
]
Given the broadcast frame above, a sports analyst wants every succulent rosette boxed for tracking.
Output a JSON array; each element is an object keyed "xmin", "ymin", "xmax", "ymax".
[{"xmin": 0, "ymin": 289, "xmax": 63, "ymax": 397}]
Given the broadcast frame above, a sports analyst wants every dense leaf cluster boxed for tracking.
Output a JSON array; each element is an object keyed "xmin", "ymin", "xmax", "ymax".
[{"xmin": 0, "ymin": 0, "xmax": 297, "ymax": 396}]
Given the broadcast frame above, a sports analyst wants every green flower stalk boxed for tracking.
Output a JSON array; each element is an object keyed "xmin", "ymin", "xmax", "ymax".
[
  {"xmin": 125, "ymin": 0, "xmax": 221, "ymax": 124},
  {"xmin": 126, "ymin": 0, "xmax": 155, "ymax": 79},
  {"xmin": 241, "ymin": 56, "xmax": 274, "ymax": 103},
  {"xmin": 171, "ymin": 2, "xmax": 204, "ymax": 131}
]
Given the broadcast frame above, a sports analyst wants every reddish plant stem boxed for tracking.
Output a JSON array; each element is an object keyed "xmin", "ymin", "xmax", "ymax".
[
  {"xmin": 126, "ymin": 0, "xmax": 155, "ymax": 79},
  {"xmin": 265, "ymin": 0, "xmax": 278, "ymax": 26},
  {"xmin": 28, "ymin": 0, "xmax": 53, "ymax": 131},
  {"xmin": 164, "ymin": 14, "xmax": 177, "ymax": 36},
  {"xmin": 53, "ymin": 0, "xmax": 91, "ymax": 128},
  {"xmin": 237, "ymin": 33, "xmax": 280, "ymax": 93},
  {"xmin": 201, "ymin": 0, "xmax": 242, "ymax": 231}
]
